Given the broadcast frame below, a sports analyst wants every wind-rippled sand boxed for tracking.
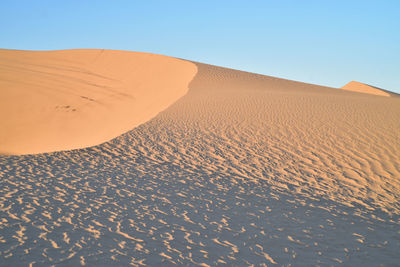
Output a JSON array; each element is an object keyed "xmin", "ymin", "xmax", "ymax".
[{"xmin": 1, "ymin": 54, "xmax": 400, "ymax": 266}]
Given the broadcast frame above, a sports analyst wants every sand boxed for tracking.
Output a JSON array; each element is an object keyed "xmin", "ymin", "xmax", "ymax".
[
  {"xmin": 341, "ymin": 80, "xmax": 392, "ymax": 97},
  {"xmin": 0, "ymin": 50, "xmax": 399, "ymax": 266},
  {"xmin": 0, "ymin": 49, "xmax": 196, "ymax": 155}
]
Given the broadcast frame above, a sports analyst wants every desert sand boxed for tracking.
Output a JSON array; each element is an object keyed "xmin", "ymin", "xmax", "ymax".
[
  {"xmin": 341, "ymin": 80, "xmax": 391, "ymax": 97},
  {"xmin": 0, "ymin": 49, "xmax": 399, "ymax": 266},
  {"xmin": 0, "ymin": 49, "xmax": 196, "ymax": 155}
]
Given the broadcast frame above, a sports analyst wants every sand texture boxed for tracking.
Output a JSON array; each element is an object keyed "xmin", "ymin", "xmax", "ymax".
[
  {"xmin": 1, "ymin": 51, "xmax": 400, "ymax": 266},
  {"xmin": 0, "ymin": 49, "xmax": 196, "ymax": 155}
]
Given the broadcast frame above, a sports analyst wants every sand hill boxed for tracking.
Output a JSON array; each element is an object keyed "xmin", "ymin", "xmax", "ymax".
[
  {"xmin": 342, "ymin": 80, "xmax": 391, "ymax": 97},
  {"xmin": 0, "ymin": 49, "xmax": 196, "ymax": 155},
  {"xmin": 1, "ymin": 49, "xmax": 400, "ymax": 266}
]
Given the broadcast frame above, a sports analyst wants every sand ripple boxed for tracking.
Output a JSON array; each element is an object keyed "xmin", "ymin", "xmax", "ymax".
[{"xmin": 0, "ymin": 62, "xmax": 399, "ymax": 265}]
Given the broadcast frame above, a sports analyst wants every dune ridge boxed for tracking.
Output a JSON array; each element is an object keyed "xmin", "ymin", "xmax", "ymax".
[{"xmin": 0, "ymin": 49, "xmax": 197, "ymax": 155}]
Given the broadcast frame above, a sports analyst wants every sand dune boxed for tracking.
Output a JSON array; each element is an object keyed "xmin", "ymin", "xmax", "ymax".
[
  {"xmin": 1, "ymin": 50, "xmax": 400, "ymax": 266},
  {"xmin": 341, "ymin": 81, "xmax": 392, "ymax": 97},
  {"xmin": 0, "ymin": 49, "xmax": 197, "ymax": 155}
]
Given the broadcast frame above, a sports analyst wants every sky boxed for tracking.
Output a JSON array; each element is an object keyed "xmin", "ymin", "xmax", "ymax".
[{"xmin": 1, "ymin": 0, "xmax": 399, "ymax": 93}]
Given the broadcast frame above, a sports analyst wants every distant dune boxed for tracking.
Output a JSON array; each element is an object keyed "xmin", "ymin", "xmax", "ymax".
[
  {"xmin": 1, "ymin": 49, "xmax": 400, "ymax": 266},
  {"xmin": 341, "ymin": 80, "xmax": 392, "ymax": 97},
  {"xmin": 0, "ymin": 49, "xmax": 197, "ymax": 155}
]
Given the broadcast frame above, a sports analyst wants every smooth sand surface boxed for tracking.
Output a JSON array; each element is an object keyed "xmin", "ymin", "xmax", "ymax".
[
  {"xmin": 341, "ymin": 80, "xmax": 391, "ymax": 97},
  {"xmin": 1, "ymin": 51, "xmax": 400, "ymax": 266},
  {"xmin": 0, "ymin": 49, "xmax": 197, "ymax": 155}
]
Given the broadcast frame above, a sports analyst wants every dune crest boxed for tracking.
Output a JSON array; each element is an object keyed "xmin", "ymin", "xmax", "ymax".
[
  {"xmin": 0, "ymin": 49, "xmax": 197, "ymax": 155},
  {"xmin": 341, "ymin": 81, "xmax": 390, "ymax": 97}
]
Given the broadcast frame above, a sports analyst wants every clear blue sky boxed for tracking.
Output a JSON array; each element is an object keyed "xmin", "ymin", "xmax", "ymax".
[{"xmin": 1, "ymin": 0, "xmax": 399, "ymax": 92}]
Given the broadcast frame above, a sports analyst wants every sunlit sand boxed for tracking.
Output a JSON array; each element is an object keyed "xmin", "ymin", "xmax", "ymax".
[
  {"xmin": 0, "ymin": 49, "xmax": 196, "ymax": 154},
  {"xmin": 0, "ymin": 49, "xmax": 399, "ymax": 266},
  {"xmin": 341, "ymin": 81, "xmax": 392, "ymax": 97}
]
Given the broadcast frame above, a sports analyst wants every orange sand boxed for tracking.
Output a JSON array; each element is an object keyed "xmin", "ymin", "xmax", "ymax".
[
  {"xmin": 0, "ymin": 49, "xmax": 197, "ymax": 155},
  {"xmin": 341, "ymin": 81, "xmax": 391, "ymax": 97},
  {"xmin": 1, "ymin": 49, "xmax": 400, "ymax": 266},
  {"xmin": 1, "ymin": 49, "xmax": 399, "ymax": 213}
]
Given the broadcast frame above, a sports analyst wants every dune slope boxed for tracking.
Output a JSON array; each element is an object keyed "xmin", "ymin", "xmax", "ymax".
[
  {"xmin": 134, "ymin": 62, "xmax": 399, "ymax": 214},
  {"xmin": 0, "ymin": 49, "xmax": 197, "ymax": 155},
  {"xmin": 0, "ymin": 53, "xmax": 400, "ymax": 266},
  {"xmin": 178, "ymin": 63, "xmax": 400, "ymax": 213}
]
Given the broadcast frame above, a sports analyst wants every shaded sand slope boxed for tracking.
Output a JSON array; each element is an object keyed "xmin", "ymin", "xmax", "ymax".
[
  {"xmin": 341, "ymin": 81, "xmax": 393, "ymax": 97},
  {"xmin": 0, "ymin": 49, "xmax": 197, "ymax": 155},
  {"xmin": 0, "ymin": 59, "xmax": 400, "ymax": 266}
]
